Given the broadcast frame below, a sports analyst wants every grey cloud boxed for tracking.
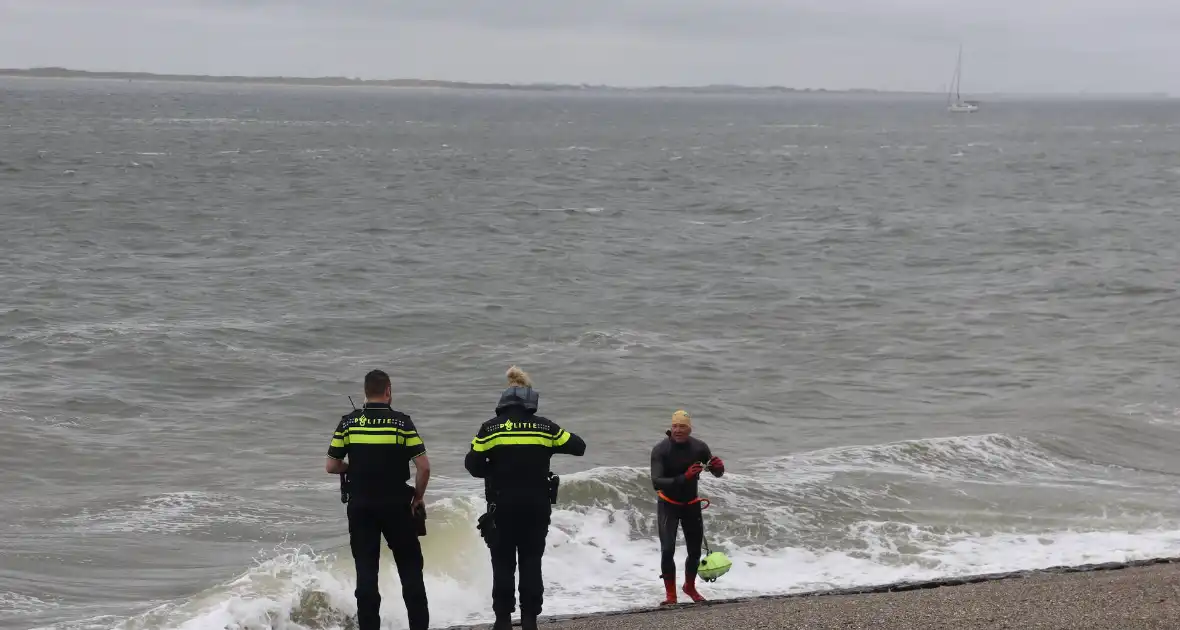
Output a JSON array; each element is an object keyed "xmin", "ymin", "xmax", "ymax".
[
  {"xmin": 191, "ymin": 0, "xmax": 1176, "ymax": 40},
  {"xmin": 191, "ymin": 0, "xmax": 1010, "ymax": 41}
]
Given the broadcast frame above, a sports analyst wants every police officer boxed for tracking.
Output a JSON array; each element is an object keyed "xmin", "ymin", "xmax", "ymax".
[
  {"xmin": 464, "ymin": 366, "xmax": 586, "ymax": 630},
  {"xmin": 650, "ymin": 409, "xmax": 724, "ymax": 605},
  {"xmin": 325, "ymin": 369, "xmax": 431, "ymax": 630}
]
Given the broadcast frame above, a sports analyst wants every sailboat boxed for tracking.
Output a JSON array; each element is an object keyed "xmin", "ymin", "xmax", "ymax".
[{"xmin": 947, "ymin": 45, "xmax": 980, "ymax": 113}]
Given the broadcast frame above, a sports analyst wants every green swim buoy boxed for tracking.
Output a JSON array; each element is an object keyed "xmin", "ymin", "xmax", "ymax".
[
  {"xmin": 698, "ymin": 551, "xmax": 732, "ymax": 582},
  {"xmin": 697, "ymin": 519, "xmax": 732, "ymax": 583}
]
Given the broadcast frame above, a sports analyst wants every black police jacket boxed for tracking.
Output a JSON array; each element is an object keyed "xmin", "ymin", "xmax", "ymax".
[
  {"xmin": 464, "ymin": 402, "xmax": 586, "ymax": 506},
  {"xmin": 327, "ymin": 402, "xmax": 427, "ymax": 502}
]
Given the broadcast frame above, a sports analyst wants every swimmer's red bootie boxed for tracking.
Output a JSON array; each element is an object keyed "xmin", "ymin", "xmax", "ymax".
[
  {"xmin": 660, "ymin": 576, "xmax": 677, "ymax": 606},
  {"xmin": 682, "ymin": 575, "xmax": 705, "ymax": 603}
]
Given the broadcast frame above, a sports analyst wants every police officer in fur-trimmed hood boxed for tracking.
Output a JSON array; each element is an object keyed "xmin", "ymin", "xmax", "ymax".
[{"xmin": 464, "ymin": 366, "xmax": 587, "ymax": 630}]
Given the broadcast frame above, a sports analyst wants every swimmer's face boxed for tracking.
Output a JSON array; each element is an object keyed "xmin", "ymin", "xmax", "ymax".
[{"xmin": 670, "ymin": 420, "xmax": 691, "ymax": 442}]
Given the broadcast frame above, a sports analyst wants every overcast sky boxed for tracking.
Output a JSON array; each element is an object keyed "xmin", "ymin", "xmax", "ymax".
[{"xmin": 3, "ymin": 0, "xmax": 1177, "ymax": 93}]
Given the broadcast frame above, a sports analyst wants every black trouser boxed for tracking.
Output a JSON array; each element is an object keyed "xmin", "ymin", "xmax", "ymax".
[
  {"xmin": 658, "ymin": 500, "xmax": 703, "ymax": 580},
  {"xmin": 347, "ymin": 498, "xmax": 429, "ymax": 630},
  {"xmin": 489, "ymin": 501, "xmax": 552, "ymax": 617}
]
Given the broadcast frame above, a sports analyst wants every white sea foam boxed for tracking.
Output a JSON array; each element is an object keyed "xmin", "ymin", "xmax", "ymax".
[
  {"xmin": 64, "ymin": 492, "xmax": 325, "ymax": 534},
  {"xmin": 45, "ymin": 434, "xmax": 1180, "ymax": 629},
  {"xmin": 1124, "ymin": 402, "xmax": 1180, "ymax": 428},
  {"xmin": 749, "ymin": 433, "xmax": 1098, "ymax": 485},
  {"xmin": 108, "ymin": 508, "xmax": 1180, "ymax": 630},
  {"xmin": 1, "ymin": 591, "xmax": 59, "ymax": 616}
]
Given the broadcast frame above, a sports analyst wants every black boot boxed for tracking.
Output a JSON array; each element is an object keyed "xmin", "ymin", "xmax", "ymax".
[
  {"xmin": 521, "ymin": 614, "xmax": 538, "ymax": 630},
  {"xmin": 493, "ymin": 614, "xmax": 513, "ymax": 630}
]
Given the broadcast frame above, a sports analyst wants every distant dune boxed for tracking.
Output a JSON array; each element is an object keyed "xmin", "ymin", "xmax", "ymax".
[{"xmin": 0, "ymin": 66, "xmax": 934, "ymax": 96}]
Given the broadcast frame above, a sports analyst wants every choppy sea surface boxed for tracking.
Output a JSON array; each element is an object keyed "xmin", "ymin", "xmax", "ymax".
[{"xmin": 2, "ymin": 77, "xmax": 1180, "ymax": 630}]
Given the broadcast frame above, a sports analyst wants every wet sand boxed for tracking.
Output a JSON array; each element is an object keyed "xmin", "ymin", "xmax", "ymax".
[{"xmin": 451, "ymin": 557, "xmax": 1180, "ymax": 629}]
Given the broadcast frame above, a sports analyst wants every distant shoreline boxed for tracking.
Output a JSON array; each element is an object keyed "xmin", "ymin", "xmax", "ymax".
[
  {"xmin": 0, "ymin": 66, "xmax": 920, "ymax": 95},
  {"xmin": 1, "ymin": 68, "xmax": 1170, "ymax": 100}
]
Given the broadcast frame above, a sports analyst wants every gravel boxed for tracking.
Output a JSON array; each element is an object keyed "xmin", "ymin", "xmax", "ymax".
[{"xmin": 447, "ymin": 558, "xmax": 1180, "ymax": 630}]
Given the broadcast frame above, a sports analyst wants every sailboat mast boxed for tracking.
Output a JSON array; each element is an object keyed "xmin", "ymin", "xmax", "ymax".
[
  {"xmin": 955, "ymin": 45, "xmax": 963, "ymax": 101},
  {"xmin": 946, "ymin": 43, "xmax": 979, "ymax": 112},
  {"xmin": 947, "ymin": 44, "xmax": 962, "ymax": 105}
]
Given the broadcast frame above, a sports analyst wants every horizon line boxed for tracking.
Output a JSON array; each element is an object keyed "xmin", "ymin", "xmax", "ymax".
[{"xmin": 0, "ymin": 66, "xmax": 1171, "ymax": 98}]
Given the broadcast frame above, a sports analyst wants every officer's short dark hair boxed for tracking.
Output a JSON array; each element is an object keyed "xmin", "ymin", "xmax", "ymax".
[{"xmin": 364, "ymin": 369, "xmax": 391, "ymax": 397}]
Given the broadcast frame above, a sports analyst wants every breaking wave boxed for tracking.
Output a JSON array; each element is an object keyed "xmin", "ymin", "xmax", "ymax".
[{"xmin": 59, "ymin": 433, "xmax": 1180, "ymax": 630}]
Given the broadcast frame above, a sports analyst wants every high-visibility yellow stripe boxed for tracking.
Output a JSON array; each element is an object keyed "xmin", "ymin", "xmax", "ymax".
[
  {"xmin": 553, "ymin": 430, "xmax": 570, "ymax": 446},
  {"xmin": 473, "ymin": 430, "xmax": 554, "ymax": 444},
  {"xmin": 345, "ymin": 427, "xmax": 418, "ymax": 436},
  {"xmin": 348, "ymin": 433, "xmax": 422, "ymax": 446},
  {"xmin": 471, "ymin": 434, "xmax": 557, "ymax": 452},
  {"xmin": 330, "ymin": 438, "xmax": 346, "ymax": 448},
  {"xmin": 349, "ymin": 433, "xmax": 403, "ymax": 445}
]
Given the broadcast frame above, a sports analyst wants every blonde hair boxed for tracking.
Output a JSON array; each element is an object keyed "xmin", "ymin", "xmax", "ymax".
[{"xmin": 506, "ymin": 365, "xmax": 533, "ymax": 388}]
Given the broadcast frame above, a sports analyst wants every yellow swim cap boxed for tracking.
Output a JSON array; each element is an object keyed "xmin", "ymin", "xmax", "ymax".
[{"xmin": 672, "ymin": 410, "xmax": 692, "ymax": 426}]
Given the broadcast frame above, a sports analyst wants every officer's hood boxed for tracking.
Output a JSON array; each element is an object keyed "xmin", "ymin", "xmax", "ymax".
[{"xmin": 495, "ymin": 386, "xmax": 539, "ymax": 415}]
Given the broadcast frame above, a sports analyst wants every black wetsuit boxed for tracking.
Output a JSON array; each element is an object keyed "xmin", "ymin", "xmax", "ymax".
[{"xmin": 650, "ymin": 432, "xmax": 719, "ymax": 580}]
